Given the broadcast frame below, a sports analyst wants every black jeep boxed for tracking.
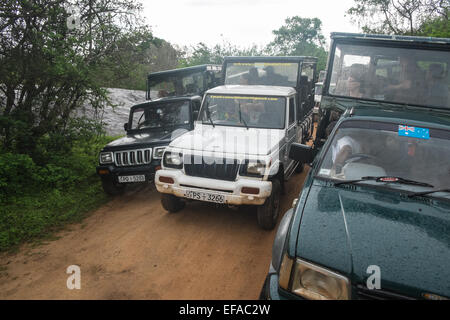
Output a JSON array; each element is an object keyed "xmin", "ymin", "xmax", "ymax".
[{"xmin": 96, "ymin": 96, "xmax": 202, "ymax": 195}]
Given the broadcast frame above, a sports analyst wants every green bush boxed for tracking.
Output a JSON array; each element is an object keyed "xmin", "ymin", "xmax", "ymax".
[
  {"xmin": 0, "ymin": 133, "xmax": 117, "ymax": 251},
  {"xmin": 0, "ymin": 153, "xmax": 39, "ymax": 199}
]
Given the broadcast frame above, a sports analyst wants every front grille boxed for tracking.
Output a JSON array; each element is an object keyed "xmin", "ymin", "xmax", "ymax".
[
  {"xmin": 356, "ymin": 285, "xmax": 415, "ymax": 300},
  {"xmin": 114, "ymin": 148, "xmax": 152, "ymax": 167},
  {"xmin": 183, "ymin": 155, "xmax": 240, "ymax": 181}
]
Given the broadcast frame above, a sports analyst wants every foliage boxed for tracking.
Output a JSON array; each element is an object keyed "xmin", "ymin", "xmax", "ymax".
[
  {"xmin": 178, "ymin": 41, "xmax": 265, "ymax": 68},
  {"xmin": 0, "ymin": 126, "xmax": 117, "ymax": 251},
  {"xmin": 347, "ymin": 0, "xmax": 449, "ymax": 35},
  {"xmin": 0, "ymin": 0, "xmax": 161, "ymax": 156},
  {"xmin": 92, "ymin": 27, "xmax": 180, "ymax": 91},
  {"xmin": 267, "ymin": 16, "xmax": 328, "ymax": 71},
  {"xmin": 179, "ymin": 17, "xmax": 329, "ymax": 71},
  {"xmin": 417, "ymin": 9, "xmax": 450, "ymax": 37}
]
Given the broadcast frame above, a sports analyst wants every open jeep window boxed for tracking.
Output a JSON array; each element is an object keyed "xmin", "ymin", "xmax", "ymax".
[
  {"xmin": 148, "ymin": 71, "xmax": 204, "ymax": 99},
  {"xmin": 317, "ymin": 121, "xmax": 450, "ymax": 191},
  {"xmin": 130, "ymin": 101, "xmax": 191, "ymax": 130},
  {"xmin": 224, "ymin": 62, "xmax": 299, "ymax": 87},
  {"xmin": 200, "ymin": 94, "xmax": 286, "ymax": 129},
  {"xmin": 328, "ymin": 43, "xmax": 450, "ymax": 109}
]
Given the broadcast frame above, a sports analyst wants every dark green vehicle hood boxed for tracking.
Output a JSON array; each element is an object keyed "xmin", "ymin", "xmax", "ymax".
[
  {"xmin": 296, "ymin": 180, "xmax": 450, "ymax": 298},
  {"xmin": 102, "ymin": 128, "xmax": 187, "ymax": 152}
]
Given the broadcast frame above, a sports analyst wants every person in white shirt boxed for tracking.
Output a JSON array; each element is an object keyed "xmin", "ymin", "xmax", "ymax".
[{"xmin": 331, "ymin": 136, "xmax": 362, "ymax": 174}]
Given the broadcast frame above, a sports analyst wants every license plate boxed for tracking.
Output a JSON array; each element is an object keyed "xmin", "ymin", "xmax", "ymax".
[
  {"xmin": 118, "ymin": 175, "xmax": 146, "ymax": 183},
  {"xmin": 184, "ymin": 190, "xmax": 225, "ymax": 204}
]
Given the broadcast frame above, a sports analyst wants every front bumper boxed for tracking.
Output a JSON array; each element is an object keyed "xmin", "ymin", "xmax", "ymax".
[
  {"xmin": 96, "ymin": 161, "xmax": 161, "ymax": 184},
  {"xmin": 155, "ymin": 169, "xmax": 272, "ymax": 205}
]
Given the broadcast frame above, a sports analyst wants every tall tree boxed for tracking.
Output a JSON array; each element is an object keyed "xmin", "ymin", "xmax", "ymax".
[
  {"xmin": 347, "ymin": 0, "xmax": 449, "ymax": 35},
  {"xmin": 268, "ymin": 16, "xmax": 328, "ymax": 71},
  {"xmin": 0, "ymin": 0, "xmax": 155, "ymax": 155}
]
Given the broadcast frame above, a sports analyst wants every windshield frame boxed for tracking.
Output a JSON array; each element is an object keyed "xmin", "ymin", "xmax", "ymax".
[
  {"xmin": 314, "ymin": 118, "xmax": 450, "ymax": 195},
  {"xmin": 127, "ymin": 100, "xmax": 193, "ymax": 133},
  {"xmin": 223, "ymin": 57, "xmax": 310, "ymax": 88},
  {"xmin": 199, "ymin": 93, "xmax": 287, "ymax": 130},
  {"xmin": 324, "ymin": 38, "xmax": 450, "ymax": 111}
]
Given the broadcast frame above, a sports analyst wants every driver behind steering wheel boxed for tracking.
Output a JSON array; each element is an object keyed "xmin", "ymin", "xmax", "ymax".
[
  {"xmin": 331, "ymin": 136, "xmax": 362, "ymax": 175},
  {"xmin": 325, "ymin": 121, "xmax": 362, "ymax": 175}
]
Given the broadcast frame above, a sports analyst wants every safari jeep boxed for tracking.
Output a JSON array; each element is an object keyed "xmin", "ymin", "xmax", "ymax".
[
  {"xmin": 155, "ymin": 85, "xmax": 307, "ymax": 230},
  {"xmin": 261, "ymin": 33, "xmax": 450, "ymax": 300},
  {"xmin": 146, "ymin": 64, "xmax": 222, "ymax": 100},
  {"xmin": 97, "ymin": 96, "xmax": 202, "ymax": 195},
  {"xmin": 222, "ymin": 56, "xmax": 317, "ymax": 144}
]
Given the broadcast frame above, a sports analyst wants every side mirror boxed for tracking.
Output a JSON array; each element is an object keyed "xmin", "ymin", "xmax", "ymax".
[
  {"xmin": 289, "ymin": 143, "xmax": 316, "ymax": 164},
  {"xmin": 124, "ymin": 123, "xmax": 128, "ymax": 131},
  {"xmin": 193, "ymin": 110, "xmax": 199, "ymax": 120},
  {"xmin": 314, "ymin": 83, "xmax": 323, "ymax": 103}
]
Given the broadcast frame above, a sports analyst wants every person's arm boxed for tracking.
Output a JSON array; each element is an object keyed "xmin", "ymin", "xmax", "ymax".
[{"xmin": 332, "ymin": 145, "xmax": 352, "ymax": 174}]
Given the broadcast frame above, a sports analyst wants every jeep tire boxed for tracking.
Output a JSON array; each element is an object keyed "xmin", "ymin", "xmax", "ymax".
[
  {"xmin": 257, "ymin": 179, "xmax": 281, "ymax": 230},
  {"xmin": 101, "ymin": 177, "xmax": 125, "ymax": 196},
  {"xmin": 161, "ymin": 194, "xmax": 185, "ymax": 213}
]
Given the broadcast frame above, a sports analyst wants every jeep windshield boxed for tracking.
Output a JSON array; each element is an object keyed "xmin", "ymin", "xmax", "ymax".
[
  {"xmin": 148, "ymin": 71, "xmax": 205, "ymax": 99},
  {"xmin": 224, "ymin": 62, "xmax": 299, "ymax": 87},
  {"xmin": 317, "ymin": 120, "xmax": 450, "ymax": 194},
  {"xmin": 130, "ymin": 101, "xmax": 191, "ymax": 130},
  {"xmin": 200, "ymin": 94, "xmax": 286, "ymax": 129},
  {"xmin": 328, "ymin": 43, "xmax": 450, "ymax": 110}
]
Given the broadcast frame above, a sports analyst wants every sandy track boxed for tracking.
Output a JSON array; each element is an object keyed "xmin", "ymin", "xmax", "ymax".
[{"xmin": 0, "ymin": 168, "xmax": 309, "ymax": 299}]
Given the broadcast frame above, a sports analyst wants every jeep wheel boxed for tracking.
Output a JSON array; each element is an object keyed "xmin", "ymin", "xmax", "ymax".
[
  {"xmin": 101, "ymin": 177, "xmax": 125, "ymax": 196},
  {"xmin": 161, "ymin": 194, "xmax": 185, "ymax": 213},
  {"xmin": 295, "ymin": 161, "xmax": 304, "ymax": 174},
  {"xmin": 257, "ymin": 179, "xmax": 281, "ymax": 230}
]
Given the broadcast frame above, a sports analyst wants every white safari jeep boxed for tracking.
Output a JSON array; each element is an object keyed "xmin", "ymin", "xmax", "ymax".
[{"xmin": 155, "ymin": 85, "xmax": 304, "ymax": 229}]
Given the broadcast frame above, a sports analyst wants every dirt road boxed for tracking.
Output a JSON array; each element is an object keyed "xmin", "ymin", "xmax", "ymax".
[{"xmin": 0, "ymin": 169, "xmax": 309, "ymax": 299}]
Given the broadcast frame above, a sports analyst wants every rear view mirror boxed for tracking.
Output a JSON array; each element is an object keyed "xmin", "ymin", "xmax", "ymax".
[
  {"xmin": 124, "ymin": 123, "xmax": 128, "ymax": 131},
  {"xmin": 289, "ymin": 143, "xmax": 316, "ymax": 164}
]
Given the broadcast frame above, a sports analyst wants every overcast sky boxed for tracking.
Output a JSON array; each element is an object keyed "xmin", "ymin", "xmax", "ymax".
[{"xmin": 142, "ymin": 0, "xmax": 361, "ymax": 49}]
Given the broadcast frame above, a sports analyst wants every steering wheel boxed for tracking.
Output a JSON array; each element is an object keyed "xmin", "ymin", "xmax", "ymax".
[
  {"xmin": 344, "ymin": 153, "xmax": 376, "ymax": 164},
  {"xmin": 137, "ymin": 121, "xmax": 150, "ymax": 129}
]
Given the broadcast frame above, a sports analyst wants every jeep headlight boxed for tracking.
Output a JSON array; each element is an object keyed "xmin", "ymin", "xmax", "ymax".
[
  {"xmin": 99, "ymin": 152, "xmax": 113, "ymax": 164},
  {"xmin": 279, "ymin": 256, "xmax": 350, "ymax": 300},
  {"xmin": 240, "ymin": 160, "xmax": 267, "ymax": 177},
  {"xmin": 153, "ymin": 147, "xmax": 166, "ymax": 159},
  {"xmin": 163, "ymin": 151, "xmax": 183, "ymax": 169}
]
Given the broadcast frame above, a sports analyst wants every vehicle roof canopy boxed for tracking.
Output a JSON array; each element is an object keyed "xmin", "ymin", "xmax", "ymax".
[
  {"xmin": 148, "ymin": 64, "xmax": 222, "ymax": 79},
  {"xmin": 146, "ymin": 65, "xmax": 222, "ymax": 100},
  {"xmin": 320, "ymin": 32, "xmax": 450, "ymax": 114},
  {"xmin": 223, "ymin": 56, "xmax": 317, "ymax": 64},
  {"xmin": 131, "ymin": 95, "xmax": 201, "ymax": 112},
  {"xmin": 222, "ymin": 56, "xmax": 317, "ymax": 88},
  {"xmin": 207, "ymin": 85, "xmax": 296, "ymax": 97},
  {"xmin": 331, "ymin": 32, "xmax": 450, "ymax": 46}
]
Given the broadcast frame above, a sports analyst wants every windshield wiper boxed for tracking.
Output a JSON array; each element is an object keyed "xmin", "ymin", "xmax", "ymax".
[
  {"xmin": 408, "ymin": 188, "xmax": 450, "ymax": 198},
  {"xmin": 334, "ymin": 176, "xmax": 434, "ymax": 188},
  {"xmin": 238, "ymin": 101, "xmax": 249, "ymax": 130}
]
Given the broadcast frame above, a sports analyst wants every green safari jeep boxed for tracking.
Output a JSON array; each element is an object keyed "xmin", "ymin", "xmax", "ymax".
[{"xmin": 261, "ymin": 32, "xmax": 450, "ymax": 300}]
